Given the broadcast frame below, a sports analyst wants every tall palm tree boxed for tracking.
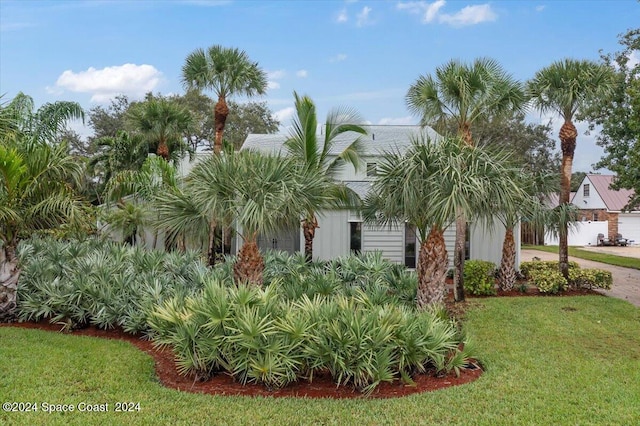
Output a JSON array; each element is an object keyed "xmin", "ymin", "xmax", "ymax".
[
  {"xmin": 406, "ymin": 58, "xmax": 525, "ymax": 302},
  {"xmin": 181, "ymin": 45, "xmax": 268, "ymax": 154},
  {"xmin": 0, "ymin": 94, "xmax": 89, "ymax": 320},
  {"xmin": 127, "ymin": 98, "xmax": 193, "ymax": 161},
  {"xmin": 285, "ymin": 91, "xmax": 367, "ymax": 262},
  {"xmin": 363, "ymin": 136, "xmax": 524, "ymax": 309},
  {"xmin": 528, "ymin": 59, "xmax": 615, "ymax": 278}
]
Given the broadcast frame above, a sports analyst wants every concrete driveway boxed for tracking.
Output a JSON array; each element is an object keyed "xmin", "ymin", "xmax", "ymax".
[
  {"xmin": 579, "ymin": 245, "xmax": 640, "ymax": 259},
  {"xmin": 521, "ymin": 249, "xmax": 640, "ymax": 307}
]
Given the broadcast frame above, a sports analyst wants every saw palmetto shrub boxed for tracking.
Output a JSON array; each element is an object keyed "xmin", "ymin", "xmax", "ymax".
[
  {"xmin": 149, "ymin": 283, "xmax": 471, "ymax": 394},
  {"xmin": 16, "ymin": 237, "xmax": 208, "ymax": 332}
]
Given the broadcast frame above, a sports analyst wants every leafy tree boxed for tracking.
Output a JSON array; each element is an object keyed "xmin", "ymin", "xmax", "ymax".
[
  {"xmin": 182, "ymin": 45, "xmax": 268, "ymax": 154},
  {"xmin": 363, "ymin": 136, "xmax": 525, "ymax": 308},
  {"xmin": 0, "ymin": 94, "xmax": 90, "ymax": 320},
  {"xmin": 226, "ymin": 100, "xmax": 280, "ymax": 150},
  {"xmin": 570, "ymin": 171, "xmax": 588, "ymax": 192},
  {"xmin": 87, "ymin": 95, "xmax": 130, "ymax": 143},
  {"xmin": 528, "ymin": 59, "xmax": 615, "ymax": 278},
  {"xmin": 285, "ymin": 92, "xmax": 367, "ymax": 262},
  {"xmin": 580, "ymin": 28, "xmax": 640, "ymax": 210},
  {"xmin": 406, "ymin": 58, "xmax": 525, "ymax": 302}
]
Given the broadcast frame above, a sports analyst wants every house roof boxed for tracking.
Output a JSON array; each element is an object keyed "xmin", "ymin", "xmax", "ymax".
[
  {"xmin": 584, "ymin": 174, "xmax": 636, "ymax": 211},
  {"xmin": 241, "ymin": 125, "xmax": 439, "ymax": 156},
  {"xmin": 345, "ymin": 181, "xmax": 373, "ymax": 199}
]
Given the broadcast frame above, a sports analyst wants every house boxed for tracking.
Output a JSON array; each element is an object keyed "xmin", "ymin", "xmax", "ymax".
[
  {"xmin": 572, "ymin": 174, "xmax": 639, "ymax": 244},
  {"xmin": 240, "ymin": 125, "xmax": 519, "ymax": 268}
]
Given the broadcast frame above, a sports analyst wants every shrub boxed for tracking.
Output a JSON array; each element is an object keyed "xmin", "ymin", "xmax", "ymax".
[
  {"xmin": 568, "ymin": 268, "xmax": 613, "ymax": 290},
  {"xmin": 463, "ymin": 260, "xmax": 496, "ymax": 296},
  {"xmin": 530, "ymin": 269, "xmax": 568, "ymax": 294},
  {"xmin": 520, "ymin": 260, "xmax": 579, "ymax": 279}
]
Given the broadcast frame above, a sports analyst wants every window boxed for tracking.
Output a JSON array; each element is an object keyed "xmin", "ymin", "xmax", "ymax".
[
  {"xmin": 404, "ymin": 224, "xmax": 416, "ymax": 268},
  {"xmin": 593, "ymin": 212, "xmax": 599, "ymax": 221},
  {"xmin": 366, "ymin": 163, "xmax": 377, "ymax": 177},
  {"xmin": 583, "ymin": 184, "xmax": 590, "ymax": 197},
  {"xmin": 350, "ymin": 222, "xmax": 362, "ymax": 254}
]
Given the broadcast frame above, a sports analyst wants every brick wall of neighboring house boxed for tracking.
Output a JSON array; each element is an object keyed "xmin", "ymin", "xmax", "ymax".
[{"xmin": 608, "ymin": 212, "xmax": 619, "ymax": 237}]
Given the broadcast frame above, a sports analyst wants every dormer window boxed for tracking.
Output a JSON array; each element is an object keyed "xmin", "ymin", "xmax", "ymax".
[
  {"xmin": 583, "ymin": 184, "xmax": 590, "ymax": 197},
  {"xmin": 366, "ymin": 163, "xmax": 377, "ymax": 177}
]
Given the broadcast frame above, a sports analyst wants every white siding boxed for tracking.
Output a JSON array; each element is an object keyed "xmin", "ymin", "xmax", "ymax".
[
  {"xmin": 572, "ymin": 176, "xmax": 607, "ymax": 209},
  {"xmin": 469, "ymin": 219, "xmax": 521, "ymax": 268},
  {"xmin": 363, "ymin": 224, "xmax": 404, "ymax": 263},
  {"xmin": 311, "ymin": 210, "xmax": 350, "ymax": 261}
]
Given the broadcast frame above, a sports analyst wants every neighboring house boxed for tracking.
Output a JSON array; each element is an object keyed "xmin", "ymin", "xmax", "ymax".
[
  {"xmin": 572, "ymin": 174, "xmax": 639, "ymax": 244},
  {"xmin": 240, "ymin": 125, "xmax": 519, "ymax": 268}
]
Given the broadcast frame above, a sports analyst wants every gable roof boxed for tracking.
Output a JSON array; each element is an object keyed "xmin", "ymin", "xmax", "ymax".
[
  {"xmin": 582, "ymin": 174, "xmax": 636, "ymax": 211},
  {"xmin": 241, "ymin": 125, "xmax": 439, "ymax": 156}
]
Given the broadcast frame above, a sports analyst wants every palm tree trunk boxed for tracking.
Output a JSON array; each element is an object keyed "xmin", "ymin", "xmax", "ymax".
[
  {"xmin": 416, "ymin": 226, "xmax": 448, "ymax": 310},
  {"xmin": 498, "ymin": 227, "xmax": 516, "ymax": 291},
  {"xmin": 0, "ymin": 244, "xmax": 19, "ymax": 322},
  {"xmin": 214, "ymin": 96, "xmax": 229, "ymax": 154},
  {"xmin": 559, "ymin": 120, "xmax": 577, "ymax": 279},
  {"xmin": 157, "ymin": 137, "xmax": 170, "ymax": 160},
  {"xmin": 233, "ymin": 239, "xmax": 264, "ymax": 286},
  {"xmin": 302, "ymin": 215, "xmax": 318, "ymax": 263},
  {"xmin": 453, "ymin": 216, "xmax": 466, "ymax": 302}
]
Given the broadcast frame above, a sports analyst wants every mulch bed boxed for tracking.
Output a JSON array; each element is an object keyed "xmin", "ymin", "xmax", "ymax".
[{"xmin": 1, "ymin": 287, "xmax": 602, "ymax": 399}]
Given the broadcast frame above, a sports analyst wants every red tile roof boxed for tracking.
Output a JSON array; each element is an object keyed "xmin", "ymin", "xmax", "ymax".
[{"xmin": 587, "ymin": 174, "xmax": 636, "ymax": 211}]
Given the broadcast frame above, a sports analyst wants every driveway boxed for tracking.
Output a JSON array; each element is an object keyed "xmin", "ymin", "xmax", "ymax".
[
  {"xmin": 521, "ymin": 249, "xmax": 640, "ymax": 307},
  {"xmin": 579, "ymin": 245, "xmax": 640, "ymax": 259}
]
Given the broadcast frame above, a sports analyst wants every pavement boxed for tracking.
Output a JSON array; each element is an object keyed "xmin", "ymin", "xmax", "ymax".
[
  {"xmin": 578, "ymin": 245, "xmax": 640, "ymax": 259},
  {"xmin": 521, "ymin": 249, "xmax": 640, "ymax": 307}
]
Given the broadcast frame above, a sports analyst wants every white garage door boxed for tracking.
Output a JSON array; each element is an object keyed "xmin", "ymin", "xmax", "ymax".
[{"xmin": 619, "ymin": 214, "xmax": 640, "ymax": 244}]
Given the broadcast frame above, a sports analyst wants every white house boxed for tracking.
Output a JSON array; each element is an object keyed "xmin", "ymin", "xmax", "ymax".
[{"xmin": 240, "ymin": 125, "xmax": 518, "ymax": 269}]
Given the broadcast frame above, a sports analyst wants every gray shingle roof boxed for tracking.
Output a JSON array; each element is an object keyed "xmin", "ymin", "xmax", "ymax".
[
  {"xmin": 241, "ymin": 125, "xmax": 439, "ymax": 156},
  {"xmin": 345, "ymin": 181, "xmax": 374, "ymax": 199}
]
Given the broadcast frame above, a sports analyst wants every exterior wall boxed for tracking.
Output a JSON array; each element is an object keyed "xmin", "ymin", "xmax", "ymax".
[
  {"xmin": 310, "ymin": 210, "xmax": 350, "ymax": 261},
  {"xmin": 572, "ymin": 176, "xmax": 607, "ymax": 209},
  {"xmin": 619, "ymin": 213, "xmax": 640, "ymax": 243},
  {"xmin": 469, "ymin": 220, "xmax": 520, "ymax": 268},
  {"xmin": 608, "ymin": 213, "xmax": 619, "ymax": 237},
  {"xmin": 362, "ymin": 223, "xmax": 404, "ymax": 263}
]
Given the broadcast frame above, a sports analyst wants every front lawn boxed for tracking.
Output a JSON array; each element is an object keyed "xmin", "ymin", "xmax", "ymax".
[
  {"xmin": 523, "ymin": 244, "xmax": 640, "ymax": 270},
  {"xmin": 2, "ymin": 296, "xmax": 639, "ymax": 425}
]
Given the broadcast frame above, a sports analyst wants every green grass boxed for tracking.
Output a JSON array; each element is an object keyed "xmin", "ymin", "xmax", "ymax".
[
  {"xmin": 523, "ymin": 244, "xmax": 640, "ymax": 270},
  {"xmin": 2, "ymin": 296, "xmax": 640, "ymax": 425}
]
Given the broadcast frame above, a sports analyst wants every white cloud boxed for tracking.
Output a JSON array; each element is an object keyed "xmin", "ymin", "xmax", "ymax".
[
  {"xmin": 535, "ymin": 5, "xmax": 546, "ymax": 12},
  {"xmin": 439, "ymin": 4, "xmax": 497, "ymax": 27},
  {"xmin": 627, "ymin": 51, "xmax": 640, "ymax": 69},
  {"xmin": 52, "ymin": 64, "xmax": 163, "ymax": 102},
  {"xmin": 397, "ymin": 1, "xmax": 497, "ymax": 27},
  {"xmin": 274, "ymin": 106, "xmax": 295, "ymax": 122},
  {"xmin": 336, "ymin": 8, "xmax": 348, "ymax": 23},
  {"xmin": 296, "ymin": 69, "xmax": 308, "ymax": 78},
  {"xmin": 377, "ymin": 116, "xmax": 416, "ymax": 125},
  {"xmin": 267, "ymin": 69, "xmax": 286, "ymax": 91},
  {"xmin": 329, "ymin": 53, "xmax": 348, "ymax": 63},
  {"xmin": 267, "ymin": 81, "xmax": 281, "ymax": 90},
  {"xmin": 356, "ymin": 6, "xmax": 373, "ymax": 27}
]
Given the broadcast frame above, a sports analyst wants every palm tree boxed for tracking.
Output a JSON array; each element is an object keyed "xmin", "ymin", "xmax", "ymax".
[
  {"xmin": 0, "ymin": 94, "xmax": 89, "ymax": 320},
  {"xmin": 181, "ymin": 45, "xmax": 268, "ymax": 154},
  {"xmin": 528, "ymin": 59, "xmax": 615, "ymax": 278},
  {"xmin": 127, "ymin": 98, "xmax": 193, "ymax": 161},
  {"xmin": 363, "ymin": 136, "xmax": 525, "ymax": 309},
  {"xmin": 406, "ymin": 58, "xmax": 525, "ymax": 302},
  {"xmin": 285, "ymin": 92, "xmax": 367, "ymax": 262}
]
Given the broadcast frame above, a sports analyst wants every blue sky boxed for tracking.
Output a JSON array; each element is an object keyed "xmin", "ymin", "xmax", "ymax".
[{"xmin": 1, "ymin": 0, "xmax": 639, "ymax": 172}]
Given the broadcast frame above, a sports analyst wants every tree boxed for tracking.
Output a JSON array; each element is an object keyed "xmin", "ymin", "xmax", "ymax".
[
  {"xmin": 127, "ymin": 98, "xmax": 193, "ymax": 161},
  {"xmin": 285, "ymin": 92, "xmax": 367, "ymax": 262},
  {"xmin": 87, "ymin": 95, "xmax": 130, "ymax": 143},
  {"xmin": 363, "ymin": 136, "xmax": 525, "ymax": 309},
  {"xmin": 406, "ymin": 58, "xmax": 525, "ymax": 302},
  {"xmin": 226, "ymin": 100, "xmax": 280, "ymax": 150},
  {"xmin": 182, "ymin": 45, "xmax": 268, "ymax": 154},
  {"xmin": 528, "ymin": 59, "xmax": 615, "ymax": 278},
  {"xmin": 0, "ymin": 94, "xmax": 90, "ymax": 320},
  {"xmin": 580, "ymin": 28, "xmax": 640, "ymax": 210},
  {"xmin": 175, "ymin": 149, "xmax": 320, "ymax": 284}
]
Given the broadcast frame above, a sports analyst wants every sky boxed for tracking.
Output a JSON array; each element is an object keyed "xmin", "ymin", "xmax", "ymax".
[{"xmin": 1, "ymin": 0, "xmax": 639, "ymax": 172}]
